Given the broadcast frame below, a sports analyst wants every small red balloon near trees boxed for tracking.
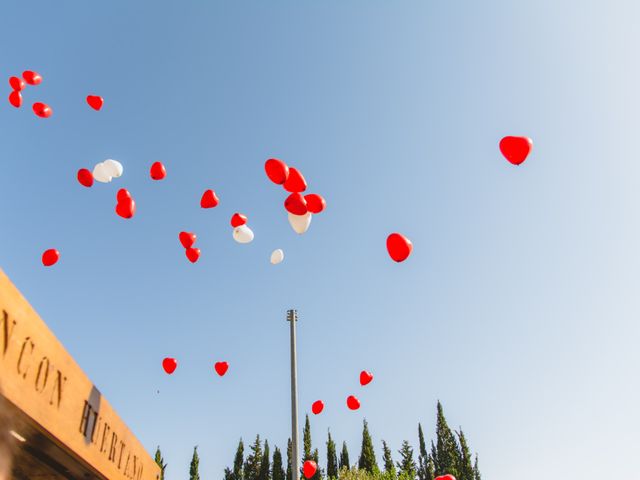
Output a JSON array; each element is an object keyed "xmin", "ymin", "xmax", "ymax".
[
  {"xmin": 347, "ymin": 395, "xmax": 361, "ymax": 410},
  {"xmin": 283, "ymin": 167, "xmax": 307, "ymax": 193},
  {"xmin": 303, "ymin": 461, "xmax": 317, "ymax": 479},
  {"xmin": 162, "ymin": 357, "xmax": 177, "ymax": 374},
  {"xmin": 22, "ymin": 71, "xmax": 42, "ymax": 85},
  {"xmin": 304, "ymin": 194, "xmax": 326, "ymax": 214},
  {"xmin": 214, "ymin": 361, "xmax": 229, "ymax": 377},
  {"xmin": 284, "ymin": 193, "xmax": 308, "ymax": 215},
  {"xmin": 42, "ymin": 249, "xmax": 60, "ymax": 267},
  {"xmin": 77, "ymin": 168, "xmax": 94, "ymax": 187},
  {"xmin": 386, "ymin": 233, "xmax": 413, "ymax": 262},
  {"xmin": 360, "ymin": 370, "xmax": 373, "ymax": 386},
  {"xmin": 231, "ymin": 213, "xmax": 247, "ymax": 227},
  {"xmin": 33, "ymin": 102, "xmax": 52, "ymax": 118},
  {"xmin": 265, "ymin": 158, "xmax": 290, "ymax": 185},
  {"xmin": 311, "ymin": 400, "xmax": 324, "ymax": 415},
  {"xmin": 150, "ymin": 161, "xmax": 167, "ymax": 180},
  {"xmin": 499, "ymin": 136, "xmax": 532, "ymax": 165},
  {"xmin": 8, "ymin": 91, "xmax": 22, "ymax": 108},
  {"xmin": 115, "ymin": 189, "xmax": 136, "ymax": 219},
  {"xmin": 86, "ymin": 95, "xmax": 104, "ymax": 111},
  {"xmin": 9, "ymin": 76, "xmax": 25, "ymax": 91},
  {"xmin": 179, "ymin": 231, "xmax": 197, "ymax": 249},
  {"xmin": 200, "ymin": 189, "xmax": 219, "ymax": 208},
  {"xmin": 185, "ymin": 247, "xmax": 201, "ymax": 263},
  {"xmin": 434, "ymin": 476, "xmax": 456, "ymax": 480}
]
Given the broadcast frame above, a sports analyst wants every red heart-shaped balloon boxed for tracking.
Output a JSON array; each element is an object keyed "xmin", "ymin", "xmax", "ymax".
[
  {"xmin": 360, "ymin": 370, "xmax": 373, "ymax": 386},
  {"xmin": 42, "ymin": 249, "xmax": 60, "ymax": 267},
  {"xmin": 9, "ymin": 91, "xmax": 22, "ymax": 108},
  {"xmin": 311, "ymin": 400, "xmax": 324, "ymax": 415},
  {"xmin": 231, "ymin": 213, "xmax": 247, "ymax": 227},
  {"xmin": 9, "ymin": 76, "xmax": 25, "ymax": 91},
  {"xmin": 86, "ymin": 95, "xmax": 104, "ymax": 111},
  {"xmin": 117, "ymin": 188, "xmax": 132, "ymax": 202},
  {"xmin": 32, "ymin": 102, "xmax": 52, "ymax": 118},
  {"xmin": 214, "ymin": 361, "xmax": 229, "ymax": 376},
  {"xmin": 150, "ymin": 161, "xmax": 166, "ymax": 180},
  {"xmin": 346, "ymin": 395, "xmax": 361, "ymax": 410},
  {"xmin": 162, "ymin": 357, "xmax": 177, "ymax": 374},
  {"xmin": 115, "ymin": 191, "xmax": 136, "ymax": 219},
  {"xmin": 22, "ymin": 70, "xmax": 42, "ymax": 85},
  {"xmin": 283, "ymin": 167, "xmax": 307, "ymax": 193},
  {"xmin": 434, "ymin": 475, "xmax": 456, "ymax": 480},
  {"xmin": 77, "ymin": 168, "xmax": 94, "ymax": 188},
  {"xmin": 185, "ymin": 247, "xmax": 201, "ymax": 263},
  {"xmin": 200, "ymin": 189, "xmax": 219, "ymax": 208},
  {"xmin": 284, "ymin": 192, "xmax": 308, "ymax": 215},
  {"xmin": 179, "ymin": 231, "xmax": 197, "ymax": 249},
  {"xmin": 499, "ymin": 136, "xmax": 532, "ymax": 165},
  {"xmin": 304, "ymin": 194, "xmax": 326, "ymax": 214},
  {"xmin": 265, "ymin": 158, "xmax": 290, "ymax": 185},
  {"xmin": 303, "ymin": 460, "xmax": 317, "ymax": 479},
  {"xmin": 386, "ymin": 233, "xmax": 413, "ymax": 263}
]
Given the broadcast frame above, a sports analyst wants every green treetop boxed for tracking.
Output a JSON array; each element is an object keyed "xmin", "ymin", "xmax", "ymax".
[
  {"xmin": 189, "ymin": 446, "xmax": 200, "ymax": 480},
  {"xmin": 273, "ymin": 447, "xmax": 286, "ymax": 480},
  {"xmin": 396, "ymin": 441, "xmax": 416, "ymax": 480},
  {"xmin": 327, "ymin": 431, "xmax": 339, "ymax": 479},
  {"xmin": 244, "ymin": 435, "xmax": 264, "ymax": 480},
  {"xmin": 357, "ymin": 420, "xmax": 379, "ymax": 474},
  {"xmin": 339, "ymin": 442, "xmax": 350, "ymax": 471},
  {"xmin": 154, "ymin": 446, "xmax": 167, "ymax": 480},
  {"xmin": 382, "ymin": 440, "xmax": 396, "ymax": 478}
]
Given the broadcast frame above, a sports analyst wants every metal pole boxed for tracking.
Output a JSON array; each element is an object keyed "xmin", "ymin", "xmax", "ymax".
[{"xmin": 287, "ymin": 309, "xmax": 300, "ymax": 480}]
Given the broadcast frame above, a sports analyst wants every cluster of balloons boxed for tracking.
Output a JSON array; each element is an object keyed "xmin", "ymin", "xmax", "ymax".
[
  {"xmin": 311, "ymin": 370, "xmax": 373, "ymax": 415},
  {"xmin": 7, "ymin": 70, "xmax": 52, "ymax": 117},
  {"xmin": 264, "ymin": 159, "xmax": 326, "ymax": 235},
  {"xmin": 179, "ymin": 232, "xmax": 200, "ymax": 263},
  {"xmin": 231, "ymin": 213, "xmax": 255, "ymax": 244},
  {"xmin": 162, "ymin": 357, "xmax": 229, "ymax": 377}
]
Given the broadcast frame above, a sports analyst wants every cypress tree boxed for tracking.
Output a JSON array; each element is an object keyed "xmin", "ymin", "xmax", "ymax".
[
  {"xmin": 225, "ymin": 468, "xmax": 235, "ymax": 480},
  {"xmin": 455, "ymin": 431, "xmax": 474, "ymax": 480},
  {"xmin": 326, "ymin": 431, "xmax": 338, "ymax": 479},
  {"xmin": 273, "ymin": 447, "xmax": 286, "ymax": 480},
  {"xmin": 259, "ymin": 440, "xmax": 271, "ymax": 480},
  {"xmin": 433, "ymin": 402, "xmax": 459, "ymax": 478},
  {"xmin": 303, "ymin": 415, "xmax": 313, "ymax": 460},
  {"xmin": 382, "ymin": 440, "xmax": 396, "ymax": 478},
  {"xmin": 286, "ymin": 439, "xmax": 293, "ymax": 480},
  {"xmin": 416, "ymin": 425, "xmax": 427, "ymax": 480},
  {"xmin": 357, "ymin": 419, "xmax": 379, "ymax": 474},
  {"xmin": 339, "ymin": 442, "xmax": 350, "ymax": 471},
  {"xmin": 244, "ymin": 435, "xmax": 264, "ymax": 480},
  {"xmin": 189, "ymin": 446, "xmax": 200, "ymax": 480},
  {"xmin": 312, "ymin": 448, "xmax": 322, "ymax": 480},
  {"xmin": 154, "ymin": 446, "xmax": 167, "ymax": 480},
  {"xmin": 472, "ymin": 455, "xmax": 481, "ymax": 480},
  {"xmin": 233, "ymin": 439, "xmax": 245, "ymax": 480},
  {"xmin": 396, "ymin": 441, "xmax": 416, "ymax": 480}
]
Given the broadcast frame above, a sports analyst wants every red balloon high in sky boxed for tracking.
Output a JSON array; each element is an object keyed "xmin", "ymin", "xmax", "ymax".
[
  {"xmin": 284, "ymin": 192, "xmax": 308, "ymax": 215},
  {"xmin": 9, "ymin": 76, "xmax": 25, "ymax": 91},
  {"xmin": 77, "ymin": 168, "xmax": 94, "ymax": 187},
  {"xmin": 214, "ymin": 361, "xmax": 229, "ymax": 377},
  {"xmin": 150, "ymin": 161, "xmax": 167, "ymax": 180},
  {"xmin": 360, "ymin": 370, "xmax": 374, "ymax": 386},
  {"xmin": 8, "ymin": 91, "xmax": 22, "ymax": 108},
  {"xmin": 22, "ymin": 70, "xmax": 42, "ymax": 85},
  {"xmin": 86, "ymin": 95, "xmax": 104, "ymax": 111},
  {"xmin": 386, "ymin": 233, "xmax": 413, "ymax": 262},
  {"xmin": 200, "ymin": 189, "xmax": 219, "ymax": 208},
  {"xmin": 283, "ymin": 167, "xmax": 307, "ymax": 193},
  {"xmin": 41, "ymin": 249, "xmax": 60, "ymax": 267},
  {"xmin": 179, "ymin": 231, "xmax": 197, "ymax": 249},
  {"xmin": 499, "ymin": 136, "xmax": 533, "ymax": 165},
  {"xmin": 231, "ymin": 213, "xmax": 247, "ymax": 227},
  {"xmin": 115, "ymin": 189, "xmax": 136, "ymax": 219},
  {"xmin": 311, "ymin": 400, "xmax": 324, "ymax": 415},
  {"xmin": 185, "ymin": 247, "xmax": 201, "ymax": 263},
  {"xmin": 32, "ymin": 102, "xmax": 52, "ymax": 118},
  {"xmin": 347, "ymin": 395, "xmax": 361, "ymax": 410},
  {"xmin": 304, "ymin": 194, "xmax": 326, "ymax": 214},
  {"xmin": 162, "ymin": 358, "xmax": 178, "ymax": 374},
  {"xmin": 265, "ymin": 158, "xmax": 289, "ymax": 185}
]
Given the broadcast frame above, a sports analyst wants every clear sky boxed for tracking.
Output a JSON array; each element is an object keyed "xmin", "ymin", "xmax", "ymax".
[{"xmin": 1, "ymin": 1, "xmax": 639, "ymax": 479}]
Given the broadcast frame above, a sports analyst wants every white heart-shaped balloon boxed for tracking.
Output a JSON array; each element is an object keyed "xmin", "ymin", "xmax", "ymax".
[
  {"xmin": 288, "ymin": 212, "xmax": 312, "ymax": 234},
  {"xmin": 270, "ymin": 249, "xmax": 284, "ymax": 264},
  {"xmin": 233, "ymin": 225, "xmax": 254, "ymax": 244},
  {"xmin": 92, "ymin": 162, "xmax": 112, "ymax": 183},
  {"xmin": 102, "ymin": 159, "xmax": 123, "ymax": 178}
]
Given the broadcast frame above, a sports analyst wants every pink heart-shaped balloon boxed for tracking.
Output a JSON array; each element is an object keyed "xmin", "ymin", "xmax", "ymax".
[
  {"xmin": 214, "ymin": 361, "xmax": 229, "ymax": 376},
  {"xmin": 86, "ymin": 95, "xmax": 104, "ymax": 111}
]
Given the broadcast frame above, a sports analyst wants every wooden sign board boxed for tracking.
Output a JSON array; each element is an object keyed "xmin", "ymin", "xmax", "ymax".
[{"xmin": 0, "ymin": 269, "xmax": 160, "ymax": 480}]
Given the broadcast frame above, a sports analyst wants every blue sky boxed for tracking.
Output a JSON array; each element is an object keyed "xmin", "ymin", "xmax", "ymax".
[{"xmin": 1, "ymin": 1, "xmax": 640, "ymax": 479}]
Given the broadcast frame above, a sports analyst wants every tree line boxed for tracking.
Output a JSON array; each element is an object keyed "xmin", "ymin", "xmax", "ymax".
[{"xmin": 155, "ymin": 402, "xmax": 481, "ymax": 480}]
